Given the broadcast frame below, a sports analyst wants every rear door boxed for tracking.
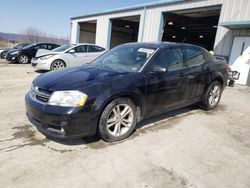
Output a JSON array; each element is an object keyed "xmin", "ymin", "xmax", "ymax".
[
  {"xmin": 145, "ymin": 47, "xmax": 189, "ymax": 114},
  {"xmin": 183, "ymin": 46, "xmax": 208, "ymax": 101}
]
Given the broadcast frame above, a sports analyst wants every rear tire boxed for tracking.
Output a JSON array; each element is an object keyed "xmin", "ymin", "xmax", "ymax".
[
  {"xmin": 98, "ymin": 98, "xmax": 137, "ymax": 142},
  {"xmin": 200, "ymin": 81, "xmax": 222, "ymax": 110},
  {"xmin": 50, "ymin": 60, "xmax": 66, "ymax": 70}
]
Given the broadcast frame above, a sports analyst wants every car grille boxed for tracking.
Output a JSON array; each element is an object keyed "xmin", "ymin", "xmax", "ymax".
[{"xmin": 31, "ymin": 86, "xmax": 52, "ymax": 104}]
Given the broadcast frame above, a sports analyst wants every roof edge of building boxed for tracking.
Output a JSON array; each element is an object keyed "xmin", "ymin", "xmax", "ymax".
[{"xmin": 71, "ymin": 0, "xmax": 185, "ymax": 20}]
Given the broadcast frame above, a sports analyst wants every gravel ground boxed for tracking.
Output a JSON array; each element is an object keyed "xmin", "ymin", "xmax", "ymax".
[{"xmin": 0, "ymin": 59, "xmax": 250, "ymax": 188}]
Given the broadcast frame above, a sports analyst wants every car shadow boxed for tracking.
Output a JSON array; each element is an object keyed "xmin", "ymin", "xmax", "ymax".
[
  {"xmin": 137, "ymin": 104, "xmax": 199, "ymax": 129},
  {"xmin": 35, "ymin": 70, "xmax": 49, "ymax": 74},
  {"xmin": 48, "ymin": 135, "xmax": 100, "ymax": 145},
  {"xmin": 48, "ymin": 105, "xmax": 199, "ymax": 146},
  {"xmin": 6, "ymin": 61, "xmax": 19, "ymax": 64}
]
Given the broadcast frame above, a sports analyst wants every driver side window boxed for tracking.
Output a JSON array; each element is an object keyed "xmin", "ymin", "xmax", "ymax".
[
  {"xmin": 154, "ymin": 48, "xmax": 184, "ymax": 71},
  {"xmin": 74, "ymin": 45, "xmax": 87, "ymax": 53}
]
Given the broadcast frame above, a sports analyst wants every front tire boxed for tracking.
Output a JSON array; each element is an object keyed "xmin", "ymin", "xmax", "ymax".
[
  {"xmin": 200, "ymin": 81, "xmax": 222, "ymax": 110},
  {"xmin": 50, "ymin": 60, "xmax": 66, "ymax": 70},
  {"xmin": 18, "ymin": 55, "xmax": 29, "ymax": 64},
  {"xmin": 98, "ymin": 98, "xmax": 137, "ymax": 142}
]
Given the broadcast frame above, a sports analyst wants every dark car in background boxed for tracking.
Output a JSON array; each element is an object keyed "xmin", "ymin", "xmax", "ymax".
[
  {"xmin": 0, "ymin": 43, "xmax": 30, "ymax": 59},
  {"xmin": 6, "ymin": 43, "xmax": 60, "ymax": 64},
  {"xmin": 25, "ymin": 42, "xmax": 228, "ymax": 142}
]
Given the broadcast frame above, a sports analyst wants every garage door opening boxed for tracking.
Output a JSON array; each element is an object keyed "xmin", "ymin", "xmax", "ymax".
[
  {"xmin": 110, "ymin": 16, "xmax": 140, "ymax": 48},
  {"xmin": 79, "ymin": 21, "xmax": 97, "ymax": 44},
  {"xmin": 161, "ymin": 7, "xmax": 221, "ymax": 51}
]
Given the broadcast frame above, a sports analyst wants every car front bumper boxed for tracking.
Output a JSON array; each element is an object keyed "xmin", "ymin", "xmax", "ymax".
[
  {"xmin": 6, "ymin": 53, "xmax": 19, "ymax": 62},
  {"xmin": 31, "ymin": 58, "xmax": 51, "ymax": 70},
  {"xmin": 25, "ymin": 92, "xmax": 98, "ymax": 139}
]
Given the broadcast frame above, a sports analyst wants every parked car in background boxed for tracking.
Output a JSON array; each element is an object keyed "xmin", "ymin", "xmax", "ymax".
[
  {"xmin": 0, "ymin": 49, "xmax": 5, "ymax": 59},
  {"xmin": 26, "ymin": 42, "xmax": 229, "ymax": 142},
  {"xmin": 31, "ymin": 43, "xmax": 106, "ymax": 70},
  {"xmin": 5, "ymin": 43, "xmax": 60, "ymax": 64},
  {"xmin": 0, "ymin": 43, "xmax": 30, "ymax": 59}
]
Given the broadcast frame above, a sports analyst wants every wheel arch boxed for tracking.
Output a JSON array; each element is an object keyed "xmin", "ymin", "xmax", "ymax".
[
  {"xmin": 208, "ymin": 71, "xmax": 225, "ymax": 87},
  {"xmin": 97, "ymin": 92, "xmax": 144, "ymax": 125}
]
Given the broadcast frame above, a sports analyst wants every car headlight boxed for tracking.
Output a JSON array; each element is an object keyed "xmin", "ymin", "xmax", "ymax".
[
  {"xmin": 11, "ymin": 51, "xmax": 20, "ymax": 55},
  {"xmin": 40, "ymin": 54, "xmax": 55, "ymax": 60},
  {"xmin": 48, "ymin": 90, "xmax": 88, "ymax": 107}
]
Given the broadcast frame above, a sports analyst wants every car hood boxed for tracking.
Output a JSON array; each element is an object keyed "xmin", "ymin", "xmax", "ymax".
[
  {"xmin": 35, "ymin": 51, "xmax": 61, "ymax": 58},
  {"xmin": 35, "ymin": 49, "xmax": 53, "ymax": 57},
  {"xmin": 34, "ymin": 65, "xmax": 130, "ymax": 91},
  {"xmin": 7, "ymin": 49, "xmax": 19, "ymax": 54}
]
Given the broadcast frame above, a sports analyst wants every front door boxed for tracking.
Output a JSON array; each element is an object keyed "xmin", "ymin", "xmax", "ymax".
[
  {"xmin": 145, "ymin": 47, "xmax": 188, "ymax": 115},
  {"xmin": 71, "ymin": 45, "xmax": 89, "ymax": 66}
]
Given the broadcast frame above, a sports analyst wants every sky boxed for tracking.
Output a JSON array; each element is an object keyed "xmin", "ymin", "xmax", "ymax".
[{"xmin": 0, "ymin": 0, "xmax": 164, "ymax": 39}]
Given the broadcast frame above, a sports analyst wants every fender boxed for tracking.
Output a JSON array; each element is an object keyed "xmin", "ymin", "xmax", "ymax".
[{"xmin": 207, "ymin": 70, "xmax": 225, "ymax": 87}]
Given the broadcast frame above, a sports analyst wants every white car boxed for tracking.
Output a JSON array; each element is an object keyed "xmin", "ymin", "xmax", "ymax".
[{"xmin": 31, "ymin": 43, "xmax": 106, "ymax": 70}]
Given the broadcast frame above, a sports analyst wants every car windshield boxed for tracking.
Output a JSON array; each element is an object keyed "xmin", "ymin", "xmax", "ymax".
[
  {"xmin": 92, "ymin": 45, "xmax": 157, "ymax": 72},
  {"xmin": 52, "ymin": 44, "xmax": 75, "ymax": 52},
  {"xmin": 22, "ymin": 44, "xmax": 36, "ymax": 50},
  {"xmin": 13, "ymin": 43, "xmax": 29, "ymax": 49}
]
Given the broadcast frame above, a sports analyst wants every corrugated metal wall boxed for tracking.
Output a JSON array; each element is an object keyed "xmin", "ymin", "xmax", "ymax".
[
  {"xmin": 214, "ymin": 0, "xmax": 250, "ymax": 56},
  {"xmin": 71, "ymin": 9, "xmax": 143, "ymax": 48},
  {"xmin": 71, "ymin": 0, "xmax": 250, "ymax": 57}
]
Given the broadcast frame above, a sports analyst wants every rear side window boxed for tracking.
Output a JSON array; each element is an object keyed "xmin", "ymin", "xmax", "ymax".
[
  {"xmin": 185, "ymin": 47, "xmax": 205, "ymax": 66},
  {"xmin": 74, "ymin": 45, "xmax": 87, "ymax": 53},
  {"xmin": 154, "ymin": 48, "xmax": 184, "ymax": 71},
  {"xmin": 88, "ymin": 45, "xmax": 105, "ymax": 52}
]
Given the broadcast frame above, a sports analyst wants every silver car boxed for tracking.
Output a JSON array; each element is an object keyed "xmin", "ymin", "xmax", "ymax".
[{"xmin": 31, "ymin": 43, "xmax": 106, "ymax": 70}]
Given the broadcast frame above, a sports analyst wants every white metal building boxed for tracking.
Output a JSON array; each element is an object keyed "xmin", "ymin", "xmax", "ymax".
[{"xmin": 70, "ymin": 0, "xmax": 250, "ymax": 86}]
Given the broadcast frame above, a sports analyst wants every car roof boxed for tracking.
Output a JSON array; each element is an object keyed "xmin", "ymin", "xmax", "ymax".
[
  {"xmin": 35, "ymin": 43, "xmax": 59, "ymax": 45},
  {"xmin": 74, "ymin": 43, "xmax": 103, "ymax": 46},
  {"xmin": 121, "ymin": 42, "xmax": 204, "ymax": 50}
]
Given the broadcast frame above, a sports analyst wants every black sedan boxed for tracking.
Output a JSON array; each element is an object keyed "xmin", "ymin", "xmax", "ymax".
[
  {"xmin": 0, "ymin": 43, "xmax": 30, "ymax": 59},
  {"xmin": 6, "ymin": 43, "xmax": 60, "ymax": 64},
  {"xmin": 25, "ymin": 42, "xmax": 228, "ymax": 142}
]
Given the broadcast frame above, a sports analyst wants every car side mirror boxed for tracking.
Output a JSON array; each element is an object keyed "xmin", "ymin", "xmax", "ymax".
[
  {"xmin": 68, "ymin": 49, "xmax": 75, "ymax": 54},
  {"xmin": 152, "ymin": 65, "xmax": 167, "ymax": 73}
]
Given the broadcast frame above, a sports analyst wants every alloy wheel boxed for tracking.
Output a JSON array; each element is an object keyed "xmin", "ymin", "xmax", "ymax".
[
  {"xmin": 106, "ymin": 104, "xmax": 134, "ymax": 137},
  {"xmin": 19, "ymin": 55, "xmax": 29, "ymax": 64},
  {"xmin": 208, "ymin": 85, "xmax": 221, "ymax": 106},
  {"xmin": 52, "ymin": 60, "xmax": 65, "ymax": 70}
]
